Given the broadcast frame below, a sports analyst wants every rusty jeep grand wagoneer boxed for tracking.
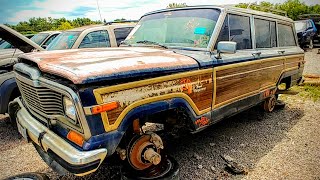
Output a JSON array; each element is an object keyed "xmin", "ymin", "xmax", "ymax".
[{"xmin": 11, "ymin": 6, "xmax": 304, "ymax": 178}]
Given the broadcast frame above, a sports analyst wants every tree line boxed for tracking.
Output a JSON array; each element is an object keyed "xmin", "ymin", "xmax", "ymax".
[
  {"xmin": 5, "ymin": 17, "xmax": 102, "ymax": 35},
  {"xmin": 168, "ymin": 0, "xmax": 320, "ymax": 21},
  {"xmin": 5, "ymin": 0, "xmax": 320, "ymax": 35}
]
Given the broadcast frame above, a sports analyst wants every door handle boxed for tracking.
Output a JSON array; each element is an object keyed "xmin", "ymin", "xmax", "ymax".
[
  {"xmin": 252, "ymin": 52, "xmax": 261, "ymax": 58},
  {"xmin": 278, "ymin": 50, "xmax": 285, "ymax": 54}
]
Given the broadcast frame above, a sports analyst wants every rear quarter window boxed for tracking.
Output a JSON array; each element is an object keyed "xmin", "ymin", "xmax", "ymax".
[
  {"xmin": 79, "ymin": 30, "xmax": 111, "ymax": 48},
  {"xmin": 278, "ymin": 24, "xmax": 296, "ymax": 47}
]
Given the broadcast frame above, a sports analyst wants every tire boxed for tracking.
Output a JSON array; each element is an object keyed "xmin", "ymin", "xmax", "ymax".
[
  {"xmin": 263, "ymin": 95, "xmax": 276, "ymax": 113},
  {"xmin": 121, "ymin": 155, "xmax": 179, "ymax": 180},
  {"xmin": 309, "ymin": 39, "xmax": 314, "ymax": 49},
  {"xmin": 8, "ymin": 102, "xmax": 20, "ymax": 129},
  {"xmin": 275, "ymin": 100, "xmax": 285, "ymax": 109},
  {"xmin": 4, "ymin": 172, "xmax": 49, "ymax": 180}
]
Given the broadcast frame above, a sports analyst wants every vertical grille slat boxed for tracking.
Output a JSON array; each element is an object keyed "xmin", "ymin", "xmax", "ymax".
[{"xmin": 16, "ymin": 79, "xmax": 65, "ymax": 117}]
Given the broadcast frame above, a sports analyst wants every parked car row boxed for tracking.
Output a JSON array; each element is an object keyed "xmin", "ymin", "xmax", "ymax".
[
  {"xmin": 2, "ymin": 5, "xmax": 305, "ymax": 180},
  {"xmin": 0, "ymin": 22, "xmax": 136, "ymax": 116}
]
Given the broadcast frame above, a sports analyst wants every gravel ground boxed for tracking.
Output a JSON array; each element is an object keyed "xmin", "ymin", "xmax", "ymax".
[
  {"xmin": 0, "ymin": 50, "xmax": 319, "ymax": 180},
  {"xmin": 303, "ymin": 48, "xmax": 320, "ymax": 76},
  {"xmin": 1, "ymin": 92, "xmax": 319, "ymax": 180}
]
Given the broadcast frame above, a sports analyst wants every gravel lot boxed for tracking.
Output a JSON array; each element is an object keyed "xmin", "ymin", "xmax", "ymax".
[
  {"xmin": 303, "ymin": 48, "xmax": 320, "ymax": 76},
  {"xmin": 0, "ymin": 49, "xmax": 319, "ymax": 180}
]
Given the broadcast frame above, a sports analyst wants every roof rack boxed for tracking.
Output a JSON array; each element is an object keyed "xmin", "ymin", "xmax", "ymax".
[
  {"xmin": 245, "ymin": 3, "xmax": 287, "ymax": 17},
  {"xmin": 104, "ymin": 20, "xmax": 138, "ymax": 25},
  {"xmin": 298, "ymin": 14, "xmax": 320, "ymax": 21}
]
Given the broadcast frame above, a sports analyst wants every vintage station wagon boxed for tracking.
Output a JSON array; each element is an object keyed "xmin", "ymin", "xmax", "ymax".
[{"xmin": 10, "ymin": 6, "xmax": 304, "ymax": 178}]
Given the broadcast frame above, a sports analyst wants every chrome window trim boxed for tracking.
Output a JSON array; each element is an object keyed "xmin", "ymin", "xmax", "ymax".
[
  {"xmin": 14, "ymin": 65, "xmax": 92, "ymax": 139},
  {"xmin": 207, "ymin": 9, "xmax": 227, "ymax": 51}
]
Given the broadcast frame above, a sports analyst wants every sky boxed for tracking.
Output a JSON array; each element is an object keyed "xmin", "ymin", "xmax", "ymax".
[{"xmin": 0, "ymin": 0, "xmax": 319, "ymax": 24}]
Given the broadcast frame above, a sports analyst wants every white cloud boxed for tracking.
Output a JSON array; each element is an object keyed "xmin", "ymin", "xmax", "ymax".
[{"xmin": 7, "ymin": 0, "xmax": 320, "ymax": 23}]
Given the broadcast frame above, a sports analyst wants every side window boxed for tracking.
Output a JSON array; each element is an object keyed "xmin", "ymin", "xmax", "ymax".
[
  {"xmin": 254, "ymin": 19, "xmax": 277, "ymax": 48},
  {"xmin": 114, "ymin": 27, "xmax": 134, "ymax": 46},
  {"xmin": 278, "ymin": 24, "xmax": 296, "ymax": 47},
  {"xmin": 79, "ymin": 30, "xmax": 111, "ymax": 48},
  {"xmin": 215, "ymin": 14, "xmax": 252, "ymax": 50},
  {"xmin": 229, "ymin": 14, "xmax": 252, "ymax": 50},
  {"xmin": 43, "ymin": 34, "xmax": 59, "ymax": 46}
]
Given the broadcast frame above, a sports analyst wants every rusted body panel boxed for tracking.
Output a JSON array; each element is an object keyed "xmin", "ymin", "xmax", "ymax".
[
  {"xmin": 19, "ymin": 47, "xmax": 199, "ymax": 84},
  {"xmin": 94, "ymin": 70, "xmax": 213, "ymax": 131}
]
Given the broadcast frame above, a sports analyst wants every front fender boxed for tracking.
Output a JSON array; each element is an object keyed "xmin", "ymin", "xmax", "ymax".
[
  {"xmin": 0, "ymin": 75, "xmax": 17, "ymax": 114},
  {"xmin": 83, "ymin": 98, "xmax": 203, "ymax": 155}
]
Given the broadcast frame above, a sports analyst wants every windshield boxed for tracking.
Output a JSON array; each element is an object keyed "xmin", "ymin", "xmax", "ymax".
[
  {"xmin": 0, "ymin": 41, "xmax": 13, "ymax": 49},
  {"xmin": 46, "ymin": 31, "xmax": 80, "ymax": 50},
  {"xmin": 30, "ymin": 33, "xmax": 50, "ymax": 45},
  {"xmin": 294, "ymin": 22, "xmax": 307, "ymax": 31},
  {"xmin": 125, "ymin": 8, "xmax": 220, "ymax": 49}
]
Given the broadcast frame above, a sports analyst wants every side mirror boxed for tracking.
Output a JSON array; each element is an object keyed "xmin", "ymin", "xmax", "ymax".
[
  {"xmin": 41, "ymin": 45, "xmax": 47, "ymax": 49},
  {"xmin": 216, "ymin": 41, "xmax": 237, "ymax": 59}
]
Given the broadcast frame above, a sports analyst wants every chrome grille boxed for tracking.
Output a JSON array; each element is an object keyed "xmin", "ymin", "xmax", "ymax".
[{"xmin": 16, "ymin": 79, "xmax": 64, "ymax": 117}]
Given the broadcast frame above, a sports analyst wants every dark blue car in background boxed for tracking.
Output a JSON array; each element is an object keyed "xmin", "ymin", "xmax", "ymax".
[{"xmin": 294, "ymin": 19, "xmax": 317, "ymax": 49}]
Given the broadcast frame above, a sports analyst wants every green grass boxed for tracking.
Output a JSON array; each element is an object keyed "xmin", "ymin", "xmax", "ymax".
[{"xmin": 289, "ymin": 84, "xmax": 320, "ymax": 102}]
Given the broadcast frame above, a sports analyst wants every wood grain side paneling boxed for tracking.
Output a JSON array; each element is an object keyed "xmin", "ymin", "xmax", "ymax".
[
  {"xmin": 105, "ymin": 73, "xmax": 213, "ymax": 125},
  {"xmin": 214, "ymin": 57, "xmax": 285, "ymax": 107}
]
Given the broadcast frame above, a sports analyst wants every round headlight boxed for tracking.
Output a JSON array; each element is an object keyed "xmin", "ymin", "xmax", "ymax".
[{"xmin": 63, "ymin": 97, "xmax": 77, "ymax": 123}]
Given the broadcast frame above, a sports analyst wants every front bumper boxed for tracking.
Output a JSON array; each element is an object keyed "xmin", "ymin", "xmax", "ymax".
[{"xmin": 14, "ymin": 98, "xmax": 108, "ymax": 176}]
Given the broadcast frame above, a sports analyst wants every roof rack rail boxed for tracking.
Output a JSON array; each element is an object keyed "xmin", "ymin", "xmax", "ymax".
[
  {"xmin": 298, "ymin": 14, "xmax": 320, "ymax": 20},
  {"xmin": 104, "ymin": 20, "xmax": 138, "ymax": 25},
  {"xmin": 245, "ymin": 4, "xmax": 288, "ymax": 17}
]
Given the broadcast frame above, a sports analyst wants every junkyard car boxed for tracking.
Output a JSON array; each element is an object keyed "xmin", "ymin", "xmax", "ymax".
[
  {"xmin": 294, "ymin": 19, "xmax": 318, "ymax": 48},
  {"xmin": 0, "ymin": 22, "xmax": 135, "ymax": 116},
  {"xmin": 46, "ymin": 22, "xmax": 136, "ymax": 50},
  {"xmin": 10, "ymin": 6, "xmax": 304, "ymax": 178},
  {"xmin": 30, "ymin": 31, "xmax": 61, "ymax": 49}
]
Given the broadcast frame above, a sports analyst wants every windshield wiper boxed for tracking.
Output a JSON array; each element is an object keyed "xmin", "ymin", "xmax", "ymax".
[
  {"xmin": 120, "ymin": 40, "xmax": 132, "ymax": 46},
  {"xmin": 136, "ymin": 40, "xmax": 168, "ymax": 49}
]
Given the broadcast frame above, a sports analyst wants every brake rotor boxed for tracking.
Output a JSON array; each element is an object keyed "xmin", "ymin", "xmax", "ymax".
[{"xmin": 127, "ymin": 134, "xmax": 161, "ymax": 170}]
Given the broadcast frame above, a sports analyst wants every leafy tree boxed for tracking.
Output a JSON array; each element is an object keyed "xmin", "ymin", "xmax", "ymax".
[
  {"xmin": 236, "ymin": 0, "xmax": 320, "ymax": 20},
  {"xmin": 167, "ymin": 3, "xmax": 187, "ymax": 9},
  {"xmin": 57, "ymin": 22, "xmax": 74, "ymax": 30},
  {"xmin": 114, "ymin": 18, "xmax": 127, "ymax": 22}
]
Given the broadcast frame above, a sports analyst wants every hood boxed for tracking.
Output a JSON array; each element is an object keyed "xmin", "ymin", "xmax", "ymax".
[
  {"xmin": 0, "ymin": 24, "xmax": 44, "ymax": 53},
  {"xmin": 19, "ymin": 47, "xmax": 199, "ymax": 84}
]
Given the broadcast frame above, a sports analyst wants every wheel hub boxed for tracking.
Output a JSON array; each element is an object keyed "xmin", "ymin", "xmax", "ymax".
[{"xmin": 127, "ymin": 133, "xmax": 163, "ymax": 170}]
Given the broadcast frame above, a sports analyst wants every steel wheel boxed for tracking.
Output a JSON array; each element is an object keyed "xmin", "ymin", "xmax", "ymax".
[{"xmin": 263, "ymin": 95, "xmax": 276, "ymax": 113}]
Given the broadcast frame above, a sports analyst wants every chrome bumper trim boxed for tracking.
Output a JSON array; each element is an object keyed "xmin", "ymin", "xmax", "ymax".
[{"xmin": 14, "ymin": 98, "xmax": 107, "ymax": 174}]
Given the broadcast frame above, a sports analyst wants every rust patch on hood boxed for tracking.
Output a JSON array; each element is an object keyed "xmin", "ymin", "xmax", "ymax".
[{"xmin": 19, "ymin": 47, "xmax": 199, "ymax": 84}]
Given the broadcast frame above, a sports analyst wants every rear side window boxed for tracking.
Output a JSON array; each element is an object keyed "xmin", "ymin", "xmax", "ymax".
[
  {"xmin": 79, "ymin": 30, "xmax": 111, "ymax": 48},
  {"xmin": 278, "ymin": 24, "xmax": 296, "ymax": 47},
  {"xmin": 255, "ymin": 19, "xmax": 277, "ymax": 48},
  {"xmin": 114, "ymin": 27, "xmax": 134, "ymax": 46},
  {"xmin": 215, "ymin": 14, "xmax": 252, "ymax": 50}
]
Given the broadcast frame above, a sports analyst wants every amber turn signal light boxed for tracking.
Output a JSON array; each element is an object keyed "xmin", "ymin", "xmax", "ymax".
[
  {"xmin": 91, "ymin": 101, "xmax": 119, "ymax": 115},
  {"xmin": 67, "ymin": 130, "xmax": 84, "ymax": 147}
]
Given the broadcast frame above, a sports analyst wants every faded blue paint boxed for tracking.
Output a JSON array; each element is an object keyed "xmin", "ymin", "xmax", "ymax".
[
  {"xmin": 0, "ymin": 78, "xmax": 17, "ymax": 114},
  {"xmin": 82, "ymin": 64, "xmax": 199, "ymax": 84},
  {"xmin": 78, "ymin": 88, "xmax": 97, "ymax": 106}
]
